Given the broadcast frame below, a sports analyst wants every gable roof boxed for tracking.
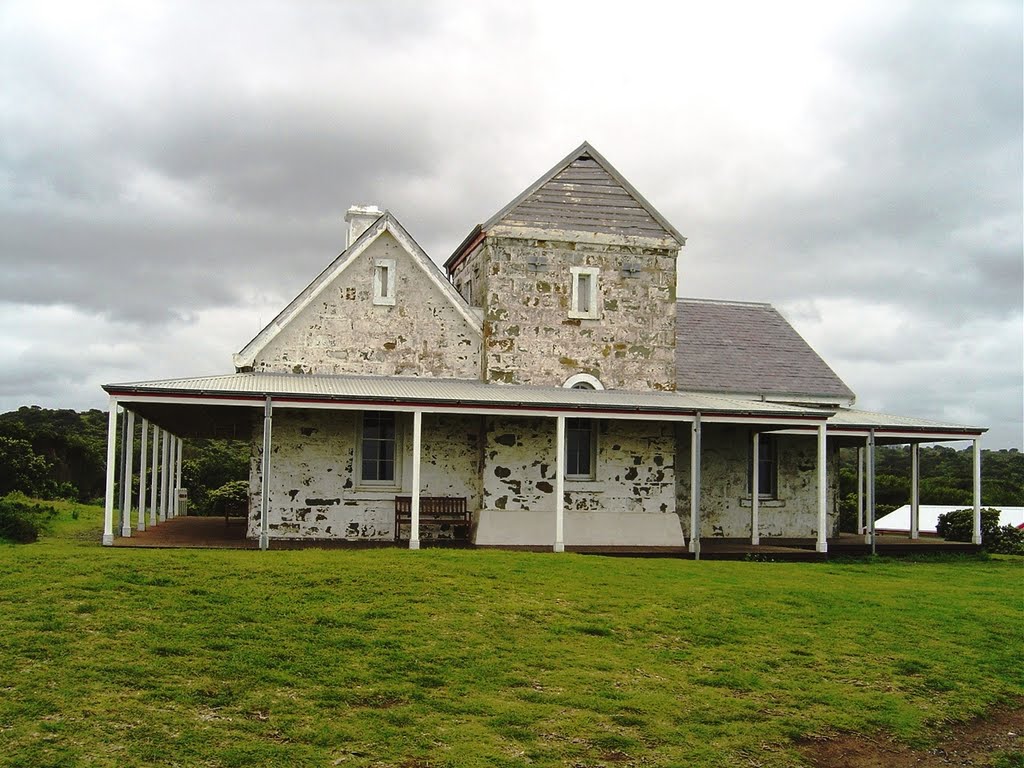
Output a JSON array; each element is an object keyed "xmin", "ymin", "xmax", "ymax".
[
  {"xmin": 445, "ymin": 141, "xmax": 685, "ymax": 272},
  {"xmin": 233, "ymin": 212, "xmax": 482, "ymax": 370},
  {"xmin": 676, "ymin": 298, "xmax": 856, "ymax": 403}
]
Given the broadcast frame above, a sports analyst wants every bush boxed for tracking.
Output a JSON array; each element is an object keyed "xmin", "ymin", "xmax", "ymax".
[
  {"xmin": 0, "ymin": 493, "xmax": 58, "ymax": 543},
  {"xmin": 988, "ymin": 525, "xmax": 1024, "ymax": 556},
  {"xmin": 208, "ymin": 480, "xmax": 250, "ymax": 517},
  {"xmin": 936, "ymin": 508, "xmax": 1008, "ymax": 547}
]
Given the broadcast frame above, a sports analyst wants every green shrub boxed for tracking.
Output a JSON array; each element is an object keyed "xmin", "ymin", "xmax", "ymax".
[
  {"xmin": 0, "ymin": 493, "xmax": 58, "ymax": 543},
  {"xmin": 208, "ymin": 480, "xmax": 250, "ymax": 517},
  {"xmin": 935, "ymin": 508, "xmax": 1008, "ymax": 547},
  {"xmin": 988, "ymin": 525, "xmax": 1024, "ymax": 555}
]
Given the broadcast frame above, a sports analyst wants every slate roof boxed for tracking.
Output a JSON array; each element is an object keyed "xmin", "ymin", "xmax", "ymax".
[
  {"xmin": 446, "ymin": 141, "xmax": 684, "ymax": 271},
  {"xmin": 676, "ymin": 298, "xmax": 856, "ymax": 402}
]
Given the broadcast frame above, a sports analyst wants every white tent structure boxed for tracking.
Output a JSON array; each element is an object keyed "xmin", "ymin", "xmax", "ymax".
[{"xmin": 876, "ymin": 505, "xmax": 1024, "ymax": 535}]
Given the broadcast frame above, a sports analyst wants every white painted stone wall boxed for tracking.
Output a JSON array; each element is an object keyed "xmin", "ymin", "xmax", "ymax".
[
  {"xmin": 253, "ymin": 231, "xmax": 481, "ymax": 379},
  {"xmin": 451, "ymin": 237, "xmax": 678, "ymax": 390},
  {"xmin": 481, "ymin": 415, "xmax": 677, "ymax": 515},
  {"xmin": 248, "ymin": 409, "xmax": 482, "ymax": 540},
  {"xmin": 675, "ymin": 425, "xmax": 840, "ymax": 539}
]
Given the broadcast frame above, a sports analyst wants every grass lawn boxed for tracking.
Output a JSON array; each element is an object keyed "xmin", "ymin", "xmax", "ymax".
[{"xmin": 0, "ymin": 502, "xmax": 1021, "ymax": 767}]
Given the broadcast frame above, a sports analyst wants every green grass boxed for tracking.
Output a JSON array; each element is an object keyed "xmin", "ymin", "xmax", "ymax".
[{"xmin": 0, "ymin": 503, "xmax": 1021, "ymax": 767}]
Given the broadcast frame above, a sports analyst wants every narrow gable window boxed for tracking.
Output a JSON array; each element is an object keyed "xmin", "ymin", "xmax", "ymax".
[
  {"xmin": 373, "ymin": 258, "xmax": 396, "ymax": 306},
  {"xmin": 569, "ymin": 266, "xmax": 600, "ymax": 319}
]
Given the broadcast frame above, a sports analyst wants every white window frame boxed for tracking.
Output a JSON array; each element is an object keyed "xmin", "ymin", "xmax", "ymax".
[
  {"xmin": 561, "ymin": 376, "xmax": 599, "ymax": 481},
  {"xmin": 373, "ymin": 258, "xmax": 396, "ymax": 306},
  {"xmin": 563, "ymin": 373, "xmax": 604, "ymax": 390},
  {"xmin": 569, "ymin": 266, "xmax": 600, "ymax": 319},
  {"xmin": 565, "ymin": 418, "xmax": 597, "ymax": 481},
  {"xmin": 747, "ymin": 434, "xmax": 778, "ymax": 499},
  {"xmin": 356, "ymin": 411, "xmax": 403, "ymax": 489}
]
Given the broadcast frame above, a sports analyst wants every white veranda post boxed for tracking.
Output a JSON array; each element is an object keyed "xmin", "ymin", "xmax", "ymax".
[
  {"xmin": 102, "ymin": 399, "xmax": 118, "ymax": 546},
  {"xmin": 972, "ymin": 438, "xmax": 982, "ymax": 545},
  {"xmin": 910, "ymin": 443, "xmax": 920, "ymax": 540},
  {"xmin": 137, "ymin": 418, "xmax": 148, "ymax": 532},
  {"xmin": 689, "ymin": 414, "xmax": 702, "ymax": 557},
  {"xmin": 867, "ymin": 430, "xmax": 876, "ymax": 554},
  {"xmin": 148, "ymin": 422, "xmax": 159, "ymax": 527},
  {"xmin": 409, "ymin": 410, "xmax": 422, "ymax": 551},
  {"xmin": 259, "ymin": 397, "xmax": 272, "ymax": 551},
  {"xmin": 121, "ymin": 409, "xmax": 135, "ymax": 538},
  {"xmin": 167, "ymin": 436, "xmax": 177, "ymax": 518},
  {"xmin": 175, "ymin": 437, "xmax": 183, "ymax": 516},
  {"xmin": 816, "ymin": 423, "xmax": 827, "ymax": 553},
  {"xmin": 160, "ymin": 429, "xmax": 171, "ymax": 522},
  {"xmin": 554, "ymin": 415, "xmax": 565, "ymax": 553},
  {"xmin": 857, "ymin": 446, "xmax": 865, "ymax": 535},
  {"xmin": 751, "ymin": 431, "xmax": 760, "ymax": 546}
]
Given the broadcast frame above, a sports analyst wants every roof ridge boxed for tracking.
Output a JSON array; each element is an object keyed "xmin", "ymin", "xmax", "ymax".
[{"xmin": 678, "ymin": 297, "xmax": 773, "ymax": 308}]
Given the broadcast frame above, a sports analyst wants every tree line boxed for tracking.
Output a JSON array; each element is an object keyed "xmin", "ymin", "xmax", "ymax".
[{"xmin": 0, "ymin": 406, "xmax": 249, "ymax": 516}]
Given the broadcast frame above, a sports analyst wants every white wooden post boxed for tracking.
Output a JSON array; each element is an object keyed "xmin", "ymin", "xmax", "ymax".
[
  {"xmin": 816, "ymin": 423, "xmax": 828, "ymax": 553},
  {"xmin": 910, "ymin": 443, "xmax": 920, "ymax": 540},
  {"xmin": 260, "ymin": 397, "xmax": 272, "ymax": 550},
  {"xmin": 857, "ymin": 446, "xmax": 865, "ymax": 535},
  {"xmin": 689, "ymin": 414, "xmax": 702, "ymax": 557},
  {"xmin": 554, "ymin": 415, "xmax": 565, "ymax": 552},
  {"xmin": 102, "ymin": 399, "xmax": 118, "ymax": 546},
  {"xmin": 167, "ymin": 436, "xmax": 177, "ymax": 518},
  {"xmin": 175, "ymin": 436, "xmax": 183, "ymax": 516},
  {"xmin": 751, "ymin": 431, "xmax": 760, "ymax": 546},
  {"xmin": 972, "ymin": 438, "xmax": 982, "ymax": 545},
  {"xmin": 137, "ymin": 418, "xmax": 148, "ymax": 532},
  {"xmin": 160, "ymin": 429, "xmax": 171, "ymax": 522},
  {"xmin": 868, "ymin": 429, "xmax": 876, "ymax": 555},
  {"xmin": 149, "ymin": 422, "xmax": 159, "ymax": 527},
  {"xmin": 121, "ymin": 410, "xmax": 135, "ymax": 538},
  {"xmin": 410, "ymin": 410, "xmax": 422, "ymax": 551},
  {"xmin": 117, "ymin": 408, "xmax": 128, "ymax": 534}
]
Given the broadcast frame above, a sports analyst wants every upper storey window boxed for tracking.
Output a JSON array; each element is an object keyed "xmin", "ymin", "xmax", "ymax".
[
  {"xmin": 569, "ymin": 267, "xmax": 600, "ymax": 319},
  {"xmin": 373, "ymin": 258, "xmax": 396, "ymax": 306}
]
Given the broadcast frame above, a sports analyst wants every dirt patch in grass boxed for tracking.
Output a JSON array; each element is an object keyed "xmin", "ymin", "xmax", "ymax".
[{"xmin": 799, "ymin": 701, "xmax": 1023, "ymax": 767}]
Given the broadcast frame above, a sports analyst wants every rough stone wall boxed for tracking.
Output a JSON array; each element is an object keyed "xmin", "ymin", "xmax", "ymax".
[
  {"xmin": 481, "ymin": 415, "xmax": 676, "ymax": 516},
  {"xmin": 468, "ymin": 237, "xmax": 678, "ymax": 390},
  {"xmin": 450, "ymin": 242, "xmax": 488, "ymax": 309},
  {"xmin": 675, "ymin": 426, "xmax": 840, "ymax": 539},
  {"xmin": 253, "ymin": 231, "xmax": 481, "ymax": 379},
  {"xmin": 248, "ymin": 409, "xmax": 482, "ymax": 540}
]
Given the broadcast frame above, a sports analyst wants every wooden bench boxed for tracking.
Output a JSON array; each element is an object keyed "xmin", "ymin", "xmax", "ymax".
[
  {"xmin": 224, "ymin": 500, "xmax": 247, "ymax": 526},
  {"xmin": 394, "ymin": 496, "xmax": 470, "ymax": 542}
]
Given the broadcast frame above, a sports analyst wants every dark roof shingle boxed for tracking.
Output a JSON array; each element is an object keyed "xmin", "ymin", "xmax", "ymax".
[{"xmin": 676, "ymin": 299, "xmax": 855, "ymax": 401}]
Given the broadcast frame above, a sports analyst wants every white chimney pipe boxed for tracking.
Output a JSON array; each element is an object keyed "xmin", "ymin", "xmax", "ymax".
[{"xmin": 345, "ymin": 205, "xmax": 383, "ymax": 247}]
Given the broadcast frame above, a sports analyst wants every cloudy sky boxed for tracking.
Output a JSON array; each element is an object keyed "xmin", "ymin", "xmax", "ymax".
[{"xmin": 2, "ymin": 1, "xmax": 1021, "ymax": 448}]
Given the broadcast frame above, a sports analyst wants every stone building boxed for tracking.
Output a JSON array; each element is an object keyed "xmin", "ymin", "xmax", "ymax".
[{"xmin": 101, "ymin": 142, "xmax": 987, "ymax": 552}]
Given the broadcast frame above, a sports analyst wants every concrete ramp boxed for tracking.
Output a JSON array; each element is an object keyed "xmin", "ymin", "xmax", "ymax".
[{"xmin": 474, "ymin": 509, "xmax": 685, "ymax": 548}]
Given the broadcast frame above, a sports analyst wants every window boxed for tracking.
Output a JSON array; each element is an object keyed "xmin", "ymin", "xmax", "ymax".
[
  {"xmin": 569, "ymin": 266, "xmax": 600, "ymax": 319},
  {"xmin": 373, "ymin": 258, "xmax": 396, "ymax": 306},
  {"xmin": 563, "ymin": 373, "xmax": 604, "ymax": 390},
  {"xmin": 360, "ymin": 411, "xmax": 399, "ymax": 485},
  {"xmin": 565, "ymin": 418, "xmax": 595, "ymax": 480},
  {"xmin": 748, "ymin": 434, "xmax": 778, "ymax": 498}
]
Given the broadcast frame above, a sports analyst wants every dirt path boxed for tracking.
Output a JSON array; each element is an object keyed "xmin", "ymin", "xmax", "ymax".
[{"xmin": 799, "ymin": 703, "xmax": 1023, "ymax": 767}]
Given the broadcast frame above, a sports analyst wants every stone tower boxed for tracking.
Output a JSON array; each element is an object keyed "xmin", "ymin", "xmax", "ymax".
[{"xmin": 445, "ymin": 142, "xmax": 685, "ymax": 391}]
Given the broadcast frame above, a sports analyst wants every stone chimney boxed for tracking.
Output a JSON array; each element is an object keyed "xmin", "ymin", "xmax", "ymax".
[{"xmin": 345, "ymin": 204, "xmax": 383, "ymax": 247}]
